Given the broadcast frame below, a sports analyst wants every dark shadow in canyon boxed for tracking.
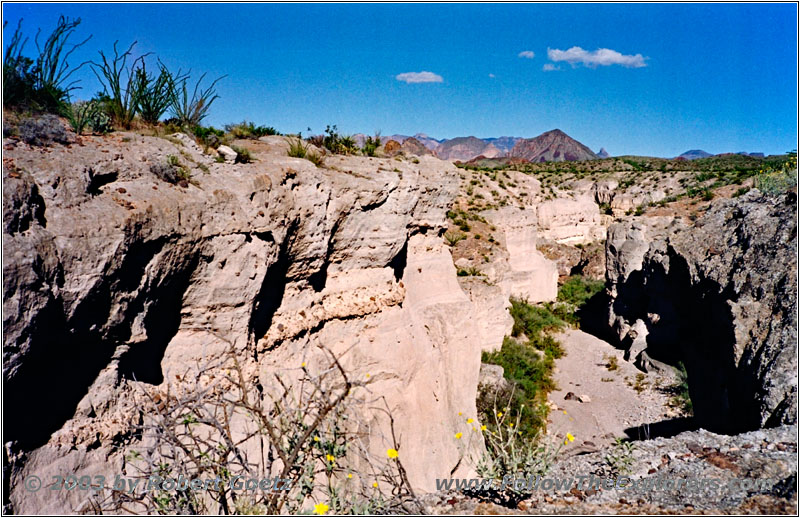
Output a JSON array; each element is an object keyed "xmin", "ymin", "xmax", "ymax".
[
  {"xmin": 577, "ymin": 246, "xmax": 753, "ymax": 435},
  {"xmin": 624, "ymin": 417, "xmax": 697, "ymax": 441},
  {"xmin": 249, "ymin": 223, "xmax": 296, "ymax": 347},
  {"xmin": 5, "ymin": 239, "xmax": 199, "ymax": 451}
]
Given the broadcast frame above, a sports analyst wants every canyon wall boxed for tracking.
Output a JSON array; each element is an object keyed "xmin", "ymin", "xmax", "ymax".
[
  {"xmin": 604, "ymin": 190, "xmax": 797, "ymax": 433},
  {"xmin": 2, "ymin": 134, "xmax": 506, "ymax": 512}
]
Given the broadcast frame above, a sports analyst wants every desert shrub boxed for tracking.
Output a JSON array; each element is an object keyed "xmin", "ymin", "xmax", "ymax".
[
  {"xmin": 306, "ymin": 150, "xmax": 325, "ymax": 167},
  {"xmin": 91, "ymin": 41, "xmax": 146, "ymax": 128},
  {"xmin": 557, "ymin": 275, "xmax": 604, "ymax": 311},
  {"xmin": 88, "ymin": 104, "xmax": 112, "ymax": 134},
  {"xmin": 508, "ymin": 297, "xmax": 564, "ymax": 339},
  {"xmin": 225, "ymin": 121, "xmax": 278, "ymax": 139},
  {"xmin": 481, "ymin": 337, "xmax": 554, "ymax": 439},
  {"xmin": 90, "ymin": 343, "xmax": 422, "ymax": 514},
  {"xmin": 667, "ymin": 361, "xmax": 693, "ymax": 415},
  {"xmin": 444, "ymin": 230, "xmax": 465, "ymax": 246},
  {"xmin": 362, "ymin": 135, "xmax": 381, "ymax": 157},
  {"xmin": 62, "ymin": 99, "xmax": 96, "ymax": 135},
  {"xmin": 151, "ymin": 154, "xmax": 192, "ymax": 185},
  {"xmin": 733, "ymin": 186, "xmax": 751, "ymax": 198},
  {"xmin": 18, "ymin": 114, "xmax": 70, "ymax": 146},
  {"xmin": 604, "ymin": 438, "xmax": 636, "ymax": 476},
  {"xmin": 322, "ymin": 124, "xmax": 356, "ymax": 154},
  {"xmin": 193, "ymin": 125, "xmax": 224, "ymax": 149},
  {"xmin": 231, "ymin": 145, "xmax": 252, "ymax": 164},
  {"xmin": 286, "ymin": 136, "xmax": 309, "ymax": 159},
  {"xmin": 755, "ymin": 152, "xmax": 797, "ymax": 195},
  {"xmin": 340, "ymin": 135, "xmax": 358, "ymax": 154},
  {"xmin": 456, "ymin": 266, "xmax": 482, "ymax": 277},
  {"xmin": 134, "ymin": 60, "xmax": 182, "ymax": 124},
  {"xmin": 170, "ymin": 72, "xmax": 225, "ymax": 128},
  {"xmin": 472, "ymin": 388, "xmax": 562, "ymax": 506},
  {"xmin": 3, "ymin": 16, "xmax": 90, "ymax": 113}
]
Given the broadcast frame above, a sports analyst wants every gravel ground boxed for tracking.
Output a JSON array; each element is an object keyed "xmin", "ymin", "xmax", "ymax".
[{"xmin": 546, "ymin": 328, "xmax": 686, "ymax": 454}]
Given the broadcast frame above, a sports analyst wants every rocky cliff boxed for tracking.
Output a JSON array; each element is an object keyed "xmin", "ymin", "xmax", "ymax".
[
  {"xmin": 2, "ymin": 133, "xmax": 497, "ymax": 512},
  {"xmin": 604, "ymin": 190, "xmax": 797, "ymax": 433}
]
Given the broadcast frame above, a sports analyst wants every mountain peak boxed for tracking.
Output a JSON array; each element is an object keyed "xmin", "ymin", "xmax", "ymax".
[
  {"xmin": 677, "ymin": 149, "xmax": 712, "ymax": 160},
  {"xmin": 510, "ymin": 129, "xmax": 597, "ymax": 162},
  {"xmin": 597, "ymin": 147, "xmax": 610, "ymax": 158}
]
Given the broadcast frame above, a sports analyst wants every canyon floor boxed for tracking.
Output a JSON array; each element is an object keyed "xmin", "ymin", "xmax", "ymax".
[{"xmin": 547, "ymin": 329, "xmax": 683, "ymax": 454}]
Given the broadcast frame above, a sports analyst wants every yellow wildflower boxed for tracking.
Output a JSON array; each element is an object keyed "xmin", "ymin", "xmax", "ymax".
[
  {"xmin": 313, "ymin": 503, "xmax": 329, "ymax": 515},
  {"xmin": 566, "ymin": 432, "xmax": 575, "ymax": 443},
  {"xmin": 373, "ymin": 482, "xmax": 379, "ymax": 488},
  {"xmin": 326, "ymin": 454, "xmax": 335, "ymax": 462},
  {"xmin": 454, "ymin": 432, "xmax": 463, "ymax": 439},
  {"xmin": 314, "ymin": 436, "xmax": 320, "ymax": 442},
  {"xmin": 497, "ymin": 412, "xmax": 503, "ymax": 418},
  {"xmin": 480, "ymin": 425, "xmax": 487, "ymax": 431},
  {"xmin": 466, "ymin": 418, "xmax": 474, "ymax": 424},
  {"xmin": 347, "ymin": 473, "xmax": 353, "ymax": 479},
  {"xmin": 387, "ymin": 448, "xmax": 399, "ymax": 459},
  {"xmin": 301, "ymin": 362, "xmax": 306, "ymax": 368}
]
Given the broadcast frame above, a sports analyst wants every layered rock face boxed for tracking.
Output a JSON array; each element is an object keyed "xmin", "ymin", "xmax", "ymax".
[
  {"xmin": 3, "ymin": 134, "xmax": 489, "ymax": 511},
  {"xmin": 605, "ymin": 191, "xmax": 797, "ymax": 433}
]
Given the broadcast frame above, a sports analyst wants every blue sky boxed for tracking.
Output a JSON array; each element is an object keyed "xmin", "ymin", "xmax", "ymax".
[{"xmin": 3, "ymin": 3, "xmax": 797, "ymax": 157}]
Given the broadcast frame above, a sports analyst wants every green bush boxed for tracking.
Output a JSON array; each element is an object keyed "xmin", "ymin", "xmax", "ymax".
[
  {"xmin": 755, "ymin": 151, "xmax": 797, "ymax": 195},
  {"xmin": 134, "ymin": 60, "xmax": 182, "ymax": 124},
  {"xmin": 480, "ymin": 297, "xmax": 572, "ymax": 439},
  {"xmin": 63, "ymin": 100, "xmax": 96, "ymax": 135},
  {"xmin": 193, "ymin": 125, "xmax": 224, "ymax": 148},
  {"xmin": 3, "ymin": 16, "xmax": 90, "ymax": 113},
  {"xmin": 231, "ymin": 145, "xmax": 253, "ymax": 164},
  {"xmin": 481, "ymin": 337, "xmax": 554, "ymax": 438},
  {"xmin": 225, "ymin": 121, "xmax": 279, "ymax": 139},
  {"xmin": 508, "ymin": 297, "xmax": 565, "ymax": 339},
  {"xmin": 362, "ymin": 134, "xmax": 381, "ymax": 156},
  {"xmin": 558, "ymin": 275, "xmax": 604, "ymax": 308},
  {"xmin": 321, "ymin": 124, "xmax": 355, "ymax": 154}
]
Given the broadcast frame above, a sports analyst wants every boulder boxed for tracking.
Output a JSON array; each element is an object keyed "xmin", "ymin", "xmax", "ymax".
[{"xmin": 216, "ymin": 144, "xmax": 237, "ymax": 163}]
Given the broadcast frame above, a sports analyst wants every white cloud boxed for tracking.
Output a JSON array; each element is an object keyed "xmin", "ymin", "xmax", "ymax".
[
  {"xmin": 395, "ymin": 71, "xmax": 444, "ymax": 84},
  {"xmin": 518, "ymin": 50, "xmax": 535, "ymax": 59},
  {"xmin": 488, "ymin": 73, "xmax": 496, "ymax": 78},
  {"xmin": 542, "ymin": 64, "xmax": 560, "ymax": 72},
  {"xmin": 547, "ymin": 46, "xmax": 647, "ymax": 68}
]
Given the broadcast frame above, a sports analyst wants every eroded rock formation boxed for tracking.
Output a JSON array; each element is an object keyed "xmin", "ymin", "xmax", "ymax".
[
  {"xmin": 605, "ymin": 190, "xmax": 797, "ymax": 433},
  {"xmin": 2, "ymin": 133, "xmax": 492, "ymax": 512}
]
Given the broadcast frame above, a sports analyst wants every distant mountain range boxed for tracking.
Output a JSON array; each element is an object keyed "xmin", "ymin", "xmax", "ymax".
[
  {"xmin": 676, "ymin": 149, "xmax": 765, "ymax": 160},
  {"xmin": 356, "ymin": 130, "xmax": 599, "ymax": 163},
  {"xmin": 353, "ymin": 132, "xmax": 765, "ymax": 163}
]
